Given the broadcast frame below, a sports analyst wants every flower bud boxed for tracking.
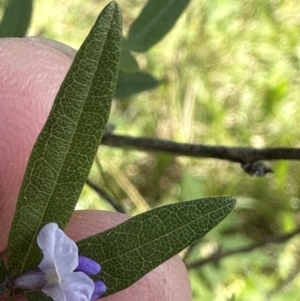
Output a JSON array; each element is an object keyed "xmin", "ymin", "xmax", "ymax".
[
  {"xmin": 12, "ymin": 267, "xmax": 46, "ymax": 290},
  {"xmin": 75, "ymin": 256, "xmax": 101, "ymax": 275}
]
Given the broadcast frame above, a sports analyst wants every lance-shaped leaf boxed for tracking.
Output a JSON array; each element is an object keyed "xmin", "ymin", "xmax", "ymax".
[
  {"xmin": 78, "ymin": 196, "xmax": 236, "ymax": 296},
  {"xmin": 8, "ymin": 1, "xmax": 122, "ymax": 276},
  {"xmin": 115, "ymin": 70, "xmax": 160, "ymax": 99},
  {"xmin": 127, "ymin": 0, "xmax": 191, "ymax": 52},
  {"xmin": 119, "ymin": 49, "xmax": 139, "ymax": 72},
  {"xmin": 26, "ymin": 291, "xmax": 53, "ymax": 301},
  {"xmin": 0, "ymin": 257, "xmax": 9, "ymax": 296},
  {"xmin": 0, "ymin": 0, "xmax": 33, "ymax": 37},
  {"xmin": 119, "ymin": 39, "xmax": 139, "ymax": 73}
]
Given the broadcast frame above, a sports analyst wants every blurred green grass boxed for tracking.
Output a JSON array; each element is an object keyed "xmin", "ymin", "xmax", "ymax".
[{"xmin": 10, "ymin": 0, "xmax": 300, "ymax": 299}]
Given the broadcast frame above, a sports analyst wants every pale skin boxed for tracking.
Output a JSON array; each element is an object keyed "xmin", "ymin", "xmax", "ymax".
[{"xmin": 0, "ymin": 38, "xmax": 192, "ymax": 301}]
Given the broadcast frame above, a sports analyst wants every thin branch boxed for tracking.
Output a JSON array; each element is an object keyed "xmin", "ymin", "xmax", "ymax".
[
  {"xmin": 186, "ymin": 227, "xmax": 300, "ymax": 270},
  {"xmin": 101, "ymin": 133, "xmax": 300, "ymax": 163},
  {"xmin": 86, "ymin": 179, "xmax": 126, "ymax": 213}
]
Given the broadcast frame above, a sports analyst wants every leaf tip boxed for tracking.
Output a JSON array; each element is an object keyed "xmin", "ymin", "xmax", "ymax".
[
  {"xmin": 107, "ymin": 1, "xmax": 120, "ymax": 11},
  {"xmin": 226, "ymin": 196, "xmax": 237, "ymax": 210}
]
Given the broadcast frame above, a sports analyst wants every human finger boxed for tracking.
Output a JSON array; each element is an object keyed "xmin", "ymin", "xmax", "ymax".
[{"xmin": 0, "ymin": 37, "xmax": 73, "ymax": 253}]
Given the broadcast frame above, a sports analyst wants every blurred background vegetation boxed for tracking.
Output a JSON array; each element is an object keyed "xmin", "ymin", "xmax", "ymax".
[{"xmin": 1, "ymin": 0, "xmax": 300, "ymax": 300}]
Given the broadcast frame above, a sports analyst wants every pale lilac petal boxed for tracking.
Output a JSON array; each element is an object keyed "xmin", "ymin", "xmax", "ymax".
[
  {"xmin": 62, "ymin": 272, "xmax": 94, "ymax": 301},
  {"xmin": 75, "ymin": 256, "xmax": 101, "ymax": 275},
  {"xmin": 38, "ymin": 223, "xmax": 78, "ymax": 274},
  {"xmin": 91, "ymin": 281, "xmax": 107, "ymax": 301},
  {"xmin": 41, "ymin": 281, "xmax": 65, "ymax": 301},
  {"xmin": 37, "ymin": 223, "xmax": 58, "ymax": 268},
  {"xmin": 53, "ymin": 228, "xmax": 78, "ymax": 275},
  {"xmin": 42, "ymin": 271, "xmax": 94, "ymax": 301}
]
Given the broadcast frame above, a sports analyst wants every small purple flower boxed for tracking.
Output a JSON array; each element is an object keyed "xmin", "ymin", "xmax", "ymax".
[{"xmin": 36, "ymin": 223, "xmax": 106, "ymax": 301}]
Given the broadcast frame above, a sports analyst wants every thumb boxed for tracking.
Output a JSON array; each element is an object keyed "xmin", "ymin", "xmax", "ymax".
[{"xmin": 0, "ymin": 37, "xmax": 72, "ymax": 253}]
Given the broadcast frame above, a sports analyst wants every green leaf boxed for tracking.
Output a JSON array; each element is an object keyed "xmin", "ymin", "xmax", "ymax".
[
  {"xmin": 26, "ymin": 291, "xmax": 53, "ymax": 301},
  {"xmin": 78, "ymin": 196, "xmax": 236, "ymax": 296},
  {"xmin": 127, "ymin": 0, "xmax": 191, "ymax": 52},
  {"xmin": 115, "ymin": 70, "xmax": 160, "ymax": 99},
  {"xmin": 119, "ymin": 38, "xmax": 139, "ymax": 73},
  {"xmin": 8, "ymin": 1, "xmax": 122, "ymax": 276},
  {"xmin": 0, "ymin": 257, "xmax": 9, "ymax": 296},
  {"xmin": 119, "ymin": 49, "xmax": 139, "ymax": 72},
  {"xmin": 0, "ymin": 0, "xmax": 33, "ymax": 37}
]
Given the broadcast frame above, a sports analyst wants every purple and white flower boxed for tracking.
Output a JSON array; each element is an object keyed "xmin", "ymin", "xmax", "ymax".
[{"xmin": 13, "ymin": 223, "xmax": 106, "ymax": 301}]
